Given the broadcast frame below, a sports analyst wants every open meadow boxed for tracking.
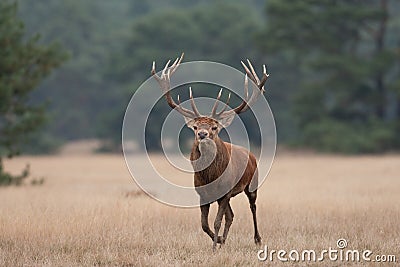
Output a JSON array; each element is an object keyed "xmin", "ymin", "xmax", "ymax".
[{"xmin": 1, "ymin": 151, "xmax": 399, "ymax": 266}]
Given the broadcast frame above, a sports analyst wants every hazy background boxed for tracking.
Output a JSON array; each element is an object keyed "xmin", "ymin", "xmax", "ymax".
[{"xmin": 12, "ymin": 0, "xmax": 400, "ymax": 155}]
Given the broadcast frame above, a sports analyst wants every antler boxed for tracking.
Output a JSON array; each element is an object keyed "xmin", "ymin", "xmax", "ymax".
[
  {"xmin": 152, "ymin": 53, "xmax": 201, "ymax": 118},
  {"xmin": 211, "ymin": 59, "xmax": 269, "ymax": 120},
  {"xmin": 152, "ymin": 55, "xmax": 269, "ymax": 122}
]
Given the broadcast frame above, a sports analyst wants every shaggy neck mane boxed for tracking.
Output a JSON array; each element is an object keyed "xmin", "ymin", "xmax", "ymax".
[{"xmin": 190, "ymin": 137, "xmax": 230, "ymax": 184}]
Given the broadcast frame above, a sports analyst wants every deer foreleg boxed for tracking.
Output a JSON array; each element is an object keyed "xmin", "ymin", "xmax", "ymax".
[
  {"xmin": 200, "ymin": 204, "xmax": 224, "ymax": 244},
  {"xmin": 213, "ymin": 197, "xmax": 230, "ymax": 251},
  {"xmin": 221, "ymin": 203, "xmax": 234, "ymax": 244}
]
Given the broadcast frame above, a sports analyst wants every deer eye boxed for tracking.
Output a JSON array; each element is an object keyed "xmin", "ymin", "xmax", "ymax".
[
  {"xmin": 212, "ymin": 126, "xmax": 218, "ymax": 131},
  {"xmin": 193, "ymin": 126, "xmax": 197, "ymax": 130}
]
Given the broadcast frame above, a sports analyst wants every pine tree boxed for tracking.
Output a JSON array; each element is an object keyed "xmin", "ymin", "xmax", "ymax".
[{"xmin": 0, "ymin": 1, "xmax": 66, "ymax": 185}]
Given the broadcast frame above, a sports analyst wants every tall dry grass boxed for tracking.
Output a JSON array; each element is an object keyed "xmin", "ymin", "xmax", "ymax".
[{"xmin": 0, "ymin": 153, "xmax": 399, "ymax": 266}]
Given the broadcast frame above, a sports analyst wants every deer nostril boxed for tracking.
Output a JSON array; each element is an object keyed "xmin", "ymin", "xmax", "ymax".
[{"xmin": 198, "ymin": 132, "xmax": 208, "ymax": 139}]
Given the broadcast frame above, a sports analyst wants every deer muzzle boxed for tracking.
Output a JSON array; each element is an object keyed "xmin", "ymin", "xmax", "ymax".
[{"xmin": 198, "ymin": 131, "xmax": 208, "ymax": 140}]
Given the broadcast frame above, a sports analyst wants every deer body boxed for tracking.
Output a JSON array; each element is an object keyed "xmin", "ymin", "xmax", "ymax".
[
  {"xmin": 187, "ymin": 117, "xmax": 261, "ymax": 249},
  {"xmin": 151, "ymin": 53, "xmax": 268, "ymax": 250},
  {"xmin": 191, "ymin": 136, "xmax": 257, "ymax": 198}
]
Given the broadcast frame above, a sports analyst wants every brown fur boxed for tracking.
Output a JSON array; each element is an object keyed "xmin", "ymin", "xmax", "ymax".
[{"xmin": 188, "ymin": 117, "xmax": 261, "ymax": 250}]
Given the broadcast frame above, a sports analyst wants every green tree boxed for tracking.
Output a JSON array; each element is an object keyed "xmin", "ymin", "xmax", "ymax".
[
  {"xmin": 0, "ymin": 1, "xmax": 66, "ymax": 185},
  {"xmin": 260, "ymin": 0, "xmax": 400, "ymax": 153}
]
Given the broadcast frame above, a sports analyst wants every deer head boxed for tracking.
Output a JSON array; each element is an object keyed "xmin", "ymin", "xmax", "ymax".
[{"xmin": 151, "ymin": 53, "xmax": 269, "ymax": 144}]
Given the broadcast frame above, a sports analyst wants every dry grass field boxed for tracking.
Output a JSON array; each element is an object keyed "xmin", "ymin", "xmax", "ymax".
[{"xmin": 0, "ymin": 151, "xmax": 399, "ymax": 266}]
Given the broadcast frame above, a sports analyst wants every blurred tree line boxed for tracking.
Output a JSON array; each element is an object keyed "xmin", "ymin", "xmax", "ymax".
[
  {"xmin": 9, "ymin": 0, "xmax": 400, "ymax": 153},
  {"xmin": 261, "ymin": 0, "xmax": 400, "ymax": 153},
  {"xmin": 0, "ymin": 1, "xmax": 65, "ymax": 184}
]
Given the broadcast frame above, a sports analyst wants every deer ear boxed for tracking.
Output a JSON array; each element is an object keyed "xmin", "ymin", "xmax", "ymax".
[
  {"xmin": 218, "ymin": 113, "xmax": 235, "ymax": 128},
  {"xmin": 184, "ymin": 117, "xmax": 195, "ymax": 129}
]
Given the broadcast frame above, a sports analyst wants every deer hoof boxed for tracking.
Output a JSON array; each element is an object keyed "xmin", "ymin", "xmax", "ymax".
[{"xmin": 217, "ymin": 236, "xmax": 224, "ymax": 244}]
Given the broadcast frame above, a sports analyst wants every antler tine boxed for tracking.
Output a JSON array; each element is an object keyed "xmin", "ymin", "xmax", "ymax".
[
  {"xmin": 216, "ymin": 92, "xmax": 231, "ymax": 116},
  {"xmin": 168, "ymin": 57, "xmax": 179, "ymax": 75},
  {"xmin": 189, "ymin": 87, "xmax": 201, "ymax": 117},
  {"xmin": 240, "ymin": 60, "xmax": 250, "ymax": 74},
  {"xmin": 241, "ymin": 60, "xmax": 259, "ymax": 86},
  {"xmin": 259, "ymin": 64, "xmax": 269, "ymax": 92},
  {"xmin": 241, "ymin": 61, "xmax": 254, "ymax": 84},
  {"xmin": 244, "ymin": 74, "xmax": 249, "ymax": 100},
  {"xmin": 171, "ymin": 56, "xmax": 180, "ymax": 68},
  {"xmin": 246, "ymin": 59, "xmax": 260, "ymax": 84},
  {"xmin": 162, "ymin": 60, "xmax": 171, "ymax": 77},
  {"xmin": 151, "ymin": 61, "xmax": 161, "ymax": 82},
  {"xmin": 151, "ymin": 61, "xmax": 156, "ymax": 75},
  {"xmin": 169, "ymin": 52, "xmax": 184, "ymax": 75},
  {"xmin": 211, "ymin": 88, "xmax": 223, "ymax": 117}
]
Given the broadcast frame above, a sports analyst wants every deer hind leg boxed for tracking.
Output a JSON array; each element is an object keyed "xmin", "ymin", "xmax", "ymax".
[
  {"xmin": 245, "ymin": 187, "xmax": 262, "ymax": 245},
  {"xmin": 213, "ymin": 197, "xmax": 230, "ymax": 251},
  {"xmin": 221, "ymin": 203, "xmax": 234, "ymax": 245},
  {"xmin": 200, "ymin": 204, "xmax": 223, "ymax": 244}
]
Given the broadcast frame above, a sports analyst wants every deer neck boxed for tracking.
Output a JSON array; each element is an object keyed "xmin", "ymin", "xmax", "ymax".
[{"xmin": 190, "ymin": 137, "xmax": 229, "ymax": 182}]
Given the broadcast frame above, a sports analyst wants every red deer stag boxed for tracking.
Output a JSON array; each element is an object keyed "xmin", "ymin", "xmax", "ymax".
[{"xmin": 151, "ymin": 54, "xmax": 269, "ymax": 250}]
